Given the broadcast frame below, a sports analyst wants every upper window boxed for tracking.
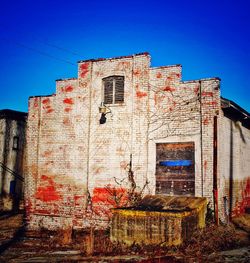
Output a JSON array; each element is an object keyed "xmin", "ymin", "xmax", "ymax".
[
  {"xmin": 103, "ymin": 76, "xmax": 124, "ymax": 104},
  {"xmin": 13, "ymin": 136, "xmax": 19, "ymax": 150}
]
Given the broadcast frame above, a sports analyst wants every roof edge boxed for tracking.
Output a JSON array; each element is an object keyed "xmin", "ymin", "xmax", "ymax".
[
  {"xmin": 29, "ymin": 94, "xmax": 55, "ymax": 99},
  {"xmin": 151, "ymin": 64, "xmax": 182, "ymax": 70},
  {"xmin": 221, "ymin": 97, "xmax": 250, "ymax": 117},
  {"xmin": 77, "ymin": 52, "xmax": 150, "ymax": 63},
  {"xmin": 0, "ymin": 109, "xmax": 27, "ymax": 120}
]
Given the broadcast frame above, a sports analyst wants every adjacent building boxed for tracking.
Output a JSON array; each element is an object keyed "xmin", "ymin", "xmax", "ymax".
[
  {"xmin": 25, "ymin": 52, "xmax": 250, "ymax": 230},
  {"xmin": 0, "ymin": 109, "xmax": 27, "ymax": 211}
]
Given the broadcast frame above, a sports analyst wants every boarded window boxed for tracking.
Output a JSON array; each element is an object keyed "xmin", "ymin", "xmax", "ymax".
[
  {"xmin": 103, "ymin": 76, "xmax": 124, "ymax": 104},
  {"xmin": 156, "ymin": 142, "xmax": 195, "ymax": 196}
]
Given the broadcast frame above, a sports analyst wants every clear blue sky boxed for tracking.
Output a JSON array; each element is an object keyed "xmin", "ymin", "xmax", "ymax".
[{"xmin": 0, "ymin": 0, "xmax": 249, "ymax": 113}]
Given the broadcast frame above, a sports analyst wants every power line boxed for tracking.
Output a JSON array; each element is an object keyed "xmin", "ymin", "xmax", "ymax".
[
  {"xmin": 0, "ymin": 22, "xmax": 81, "ymax": 57},
  {"xmin": 35, "ymin": 39, "xmax": 81, "ymax": 56},
  {"xmin": 1, "ymin": 36, "xmax": 76, "ymax": 66}
]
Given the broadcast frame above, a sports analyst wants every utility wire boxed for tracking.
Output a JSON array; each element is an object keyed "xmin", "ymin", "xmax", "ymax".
[
  {"xmin": 1, "ymin": 36, "xmax": 76, "ymax": 66},
  {"xmin": 0, "ymin": 22, "xmax": 81, "ymax": 57},
  {"xmin": 34, "ymin": 39, "xmax": 81, "ymax": 56}
]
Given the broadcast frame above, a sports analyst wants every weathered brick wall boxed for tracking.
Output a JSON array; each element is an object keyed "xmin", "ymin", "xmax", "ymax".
[
  {"xmin": 26, "ymin": 79, "xmax": 89, "ymax": 230},
  {"xmin": 218, "ymin": 114, "xmax": 250, "ymax": 221},
  {"xmin": 79, "ymin": 54, "xmax": 152, "ymax": 226},
  {"xmin": 148, "ymin": 66, "xmax": 220, "ymax": 205},
  {"xmin": 26, "ymin": 52, "xmax": 225, "ymax": 230},
  {"xmin": 26, "ymin": 53, "xmax": 153, "ymax": 229}
]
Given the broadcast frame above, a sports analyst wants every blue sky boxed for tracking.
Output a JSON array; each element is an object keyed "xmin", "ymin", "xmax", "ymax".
[{"xmin": 0, "ymin": 0, "xmax": 249, "ymax": 112}]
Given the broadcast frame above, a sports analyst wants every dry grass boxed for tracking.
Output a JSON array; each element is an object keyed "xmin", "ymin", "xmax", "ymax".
[
  {"xmin": 232, "ymin": 214, "xmax": 250, "ymax": 233},
  {"xmin": 0, "ymin": 214, "xmax": 23, "ymax": 244},
  {"xmin": 1, "ymin": 213, "xmax": 249, "ymax": 261},
  {"xmin": 178, "ymin": 223, "xmax": 249, "ymax": 260},
  {"xmin": 69, "ymin": 223, "xmax": 249, "ymax": 258}
]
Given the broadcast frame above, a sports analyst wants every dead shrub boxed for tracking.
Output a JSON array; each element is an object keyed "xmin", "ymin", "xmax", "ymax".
[{"xmin": 180, "ymin": 223, "xmax": 244, "ymax": 258}]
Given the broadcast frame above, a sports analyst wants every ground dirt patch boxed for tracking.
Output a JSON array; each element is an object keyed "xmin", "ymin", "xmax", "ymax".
[{"xmin": 0, "ymin": 213, "xmax": 249, "ymax": 262}]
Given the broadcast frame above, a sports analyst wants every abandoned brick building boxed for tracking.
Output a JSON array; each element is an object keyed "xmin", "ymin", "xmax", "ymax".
[
  {"xmin": 0, "ymin": 109, "xmax": 27, "ymax": 211},
  {"xmin": 25, "ymin": 52, "xmax": 250, "ymax": 231}
]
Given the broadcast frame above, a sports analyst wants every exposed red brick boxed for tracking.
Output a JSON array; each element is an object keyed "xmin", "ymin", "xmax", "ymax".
[
  {"xmin": 202, "ymin": 91, "xmax": 214, "ymax": 97},
  {"xmin": 175, "ymin": 73, "xmax": 181, "ymax": 78},
  {"xmin": 64, "ymin": 107, "xmax": 72, "ymax": 112},
  {"xmin": 65, "ymin": 85, "xmax": 74, "ymax": 92},
  {"xmin": 203, "ymin": 101, "xmax": 218, "ymax": 106},
  {"xmin": 163, "ymin": 86, "xmax": 175, "ymax": 92},
  {"xmin": 133, "ymin": 69, "xmax": 141, "ymax": 76},
  {"xmin": 35, "ymin": 176, "xmax": 61, "ymax": 202},
  {"xmin": 42, "ymin": 150, "xmax": 53, "ymax": 157},
  {"xmin": 136, "ymin": 91, "xmax": 147, "ymax": 98},
  {"xmin": 80, "ymin": 63, "xmax": 89, "ymax": 78},
  {"xmin": 46, "ymin": 109, "xmax": 54, "ymax": 114},
  {"xmin": 194, "ymin": 86, "xmax": 199, "ymax": 94},
  {"xmin": 63, "ymin": 117, "xmax": 71, "ymax": 125},
  {"xmin": 33, "ymin": 98, "xmax": 39, "ymax": 108},
  {"xmin": 92, "ymin": 187, "xmax": 128, "ymax": 207},
  {"xmin": 44, "ymin": 105, "xmax": 51, "ymax": 109},
  {"xmin": 63, "ymin": 98, "xmax": 74, "ymax": 105},
  {"xmin": 203, "ymin": 117, "xmax": 209, "ymax": 125},
  {"xmin": 42, "ymin": 98, "xmax": 50, "ymax": 104},
  {"xmin": 156, "ymin": 72, "xmax": 162, "ymax": 78}
]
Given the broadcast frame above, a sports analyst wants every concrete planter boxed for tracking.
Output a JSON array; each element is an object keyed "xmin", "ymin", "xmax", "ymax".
[{"xmin": 111, "ymin": 195, "xmax": 207, "ymax": 246}]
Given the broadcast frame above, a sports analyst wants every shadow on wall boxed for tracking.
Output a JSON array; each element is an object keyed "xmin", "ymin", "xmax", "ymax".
[{"xmin": 229, "ymin": 120, "xmax": 250, "ymax": 219}]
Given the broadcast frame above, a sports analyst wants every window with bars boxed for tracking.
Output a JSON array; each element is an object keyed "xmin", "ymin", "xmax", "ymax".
[{"xmin": 103, "ymin": 76, "xmax": 124, "ymax": 104}]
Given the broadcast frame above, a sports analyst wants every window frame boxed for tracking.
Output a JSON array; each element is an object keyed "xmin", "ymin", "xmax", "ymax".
[{"xmin": 102, "ymin": 75, "xmax": 125, "ymax": 105}]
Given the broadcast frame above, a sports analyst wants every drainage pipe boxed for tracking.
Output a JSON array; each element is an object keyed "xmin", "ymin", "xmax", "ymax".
[
  {"xmin": 199, "ymin": 80, "xmax": 204, "ymax": 197},
  {"xmin": 213, "ymin": 115, "xmax": 219, "ymax": 225}
]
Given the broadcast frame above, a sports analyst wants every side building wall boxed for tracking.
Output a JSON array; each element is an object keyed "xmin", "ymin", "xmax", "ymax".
[{"xmin": 218, "ymin": 114, "xmax": 250, "ymax": 221}]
